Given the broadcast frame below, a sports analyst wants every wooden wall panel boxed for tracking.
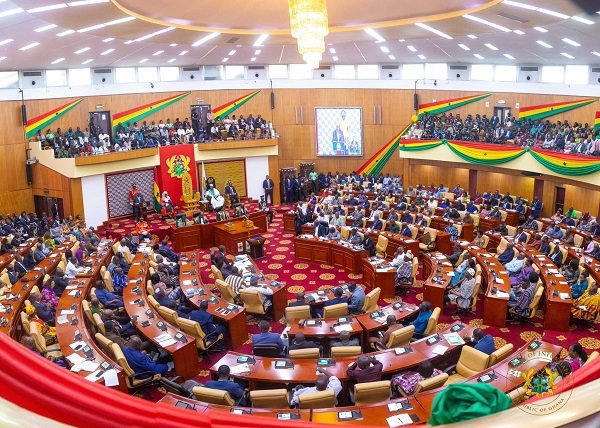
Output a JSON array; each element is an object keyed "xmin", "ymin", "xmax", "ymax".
[
  {"xmin": 202, "ymin": 160, "xmax": 247, "ymax": 197},
  {"xmin": 410, "ymin": 164, "xmax": 469, "ymax": 189},
  {"xmin": 476, "ymin": 171, "xmax": 535, "ymax": 199}
]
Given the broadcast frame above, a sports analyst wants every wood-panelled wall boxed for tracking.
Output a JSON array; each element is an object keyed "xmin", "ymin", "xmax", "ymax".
[
  {"xmin": 31, "ymin": 164, "xmax": 82, "ymax": 218},
  {"xmin": 3, "ymin": 88, "xmax": 600, "ymax": 216}
]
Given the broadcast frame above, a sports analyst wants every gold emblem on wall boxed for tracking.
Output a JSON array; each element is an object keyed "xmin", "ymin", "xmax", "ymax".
[{"xmin": 166, "ymin": 155, "xmax": 191, "ymax": 178}]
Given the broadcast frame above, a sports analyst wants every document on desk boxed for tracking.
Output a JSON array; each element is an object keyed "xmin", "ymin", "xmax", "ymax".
[
  {"xmin": 548, "ymin": 269, "xmax": 560, "ymax": 274},
  {"xmin": 441, "ymin": 262, "xmax": 452, "ymax": 267},
  {"xmin": 61, "ymin": 309, "xmax": 75, "ymax": 315},
  {"xmin": 102, "ymin": 369, "xmax": 119, "ymax": 387},
  {"xmin": 182, "ymin": 279, "xmax": 192, "ymax": 286},
  {"xmin": 559, "ymin": 293, "xmax": 571, "ymax": 300},
  {"xmin": 386, "ymin": 413, "xmax": 413, "ymax": 427},
  {"xmin": 66, "ymin": 353, "xmax": 86, "ymax": 365},
  {"xmin": 446, "ymin": 272, "xmax": 455, "ymax": 277},
  {"xmin": 69, "ymin": 341, "xmax": 86, "ymax": 350},
  {"xmin": 50, "ymin": 253, "xmax": 60, "ymax": 258},
  {"xmin": 56, "ymin": 315, "xmax": 69, "ymax": 325},
  {"xmin": 333, "ymin": 324, "xmax": 354, "ymax": 333},
  {"xmin": 432, "ymin": 345, "xmax": 449, "ymax": 356},
  {"xmin": 230, "ymin": 363, "xmax": 251, "ymax": 375},
  {"xmin": 494, "ymin": 277, "xmax": 505, "ymax": 284},
  {"xmin": 68, "ymin": 290, "xmax": 80, "ymax": 296},
  {"xmin": 443, "ymin": 333, "xmax": 465, "ymax": 345},
  {"xmin": 84, "ymin": 370, "xmax": 104, "ymax": 382},
  {"xmin": 495, "ymin": 291, "xmax": 510, "ymax": 298}
]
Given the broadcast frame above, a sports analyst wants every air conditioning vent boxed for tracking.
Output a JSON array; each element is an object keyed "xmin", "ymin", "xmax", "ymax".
[
  {"xmin": 381, "ymin": 65, "xmax": 399, "ymax": 70},
  {"xmin": 93, "ymin": 69, "xmax": 112, "ymax": 74},
  {"xmin": 520, "ymin": 66, "xmax": 539, "ymax": 72},
  {"xmin": 226, "ymin": 37, "xmax": 239, "ymax": 44},
  {"xmin": 205, "ymin": 77, "xmax": 217, "ymax": 81},
  {"xmin": 315, "ymin": 66, "xmax": 331, "ymax": 70},
  {"xmin": 182, "ymin": 67, "xmax": 200, "ymax": 72},
  {"xmin": 591, "ymin": 67, "xmax": 600, "ymax": 73},
  {"xmin": 449, "ymin": 65, "xmax": 468, "ymax": 70},
  {"xmin": 497, "ymin": 12, "xmax": 529, "ymax": 23},
  {"xmin": 23, "ymin": 71, "xmax": 42, "ymax": 77},
  {"xmin": 248, "ymin": 65, "xmax": 265, "ymax": 70}
]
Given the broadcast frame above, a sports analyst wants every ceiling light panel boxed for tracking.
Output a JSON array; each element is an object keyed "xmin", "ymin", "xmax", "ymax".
[
  {"xmin": 364, "ymin": 28, "xmax": 385, "ymax": 42},
  {"xmin": 139, "ymin": 58, "xmax": 148, "ymax": 63},
  {"xmin": 34, "ymin": 24, "xmax": 57, "ymax": 32},
  {"xmin": 407, "ymin": 45, "xmax": 417, "ymax": 52},
  {"xmin": 485, "ymin": 43, "xmax": 498, "ymax": 50},
  {"xmin": 503, "ymin": 54, "xmax": 515, "ymax": 59},
  {"xmin": 192, "ymin": 32, "xmax": 220, "ymax": 47},
  {"xmin": 380, "ymin": 46, "xmax": 389, "ymax": 53},
  {"xmin": 560, "ymin": 52, "xmax": 574, "ymax": 59},
  {"xmin": 513, "ymin": 30, "xmax": 525, "ymax": 35},
  {"xmin": 388, "ymin": 55, "xmax": 396, "ymax": 60},
  {"xmin": 463, "ymin": 14, "xmax": 512, "ymax": 32},
  {"xmin": 51, "ymin": 57, "xmax": 64, "ymax": 64},
  {"xmin": 417, "ymin": 54, "xmax": 426, "ymax": 59},
  {"xmin": 81, "ymin": 59, "xmax": 93, "ymax": 64},
  {"xmin": 0, "ymin": 39, "xmax": 12, "ymax": 46},
  {"xmin": 536, "ymin": 8, "xmax": 569, "ymax": 19},
  {"xmin": 153, "ymin": 50, "xmax": 163, "ymax": 55},
  {"xmin": 74, "ymin": 47, "xmax": 90, "ymax": 53},
  {"xmin": 501, "ymin": 1, "xmax": 536, "ymax": 10},
  {"xmin": 534, "ymin": 27, "xmax": 548, "ymax": 32},
  {"xmin": 67, "ymin": 0, "xmax": 109, "ymax": 6},
  {"xmin": 100, "ymin": 49, "xmax": 114, "ymax": 55},
  {"xmin": 474, "ymin": 54, "xmax": 484, "ymax": 59},
  {"xmin": 253, "ymin": 34, "xmax": 268, "ymax": 46},
  {"xmin": 571, "ymin": 16, "xmax": 594, "ymax": 24},
  {"xmin": 467, "ymin": 34, "xmax": 477, "ymax": 39},
  {"xmin": 415, "ymin": 22, "xmax": 453, "ymax": 39},
  {"xmin": 19, "ymin": 42, "xmax": 40, "ymax": 51},
  {"xmin": 57, "ymin": 30, "xmax": 75, "ymax": 36},
  {"xmin": 134, "ymin": 26, "xmax": 174, "ymax": 42},
  {"xmin": 458, "ymin": 44, "xmax": 470, "ymax": 50},
  {"xmin": 536, "ymin": 41, "xmax": 552, "ymax": 48},
  {"xmin": 26, "ymin": 4, "xmax": 65, "ymax": 13},
  {"xmin": 102, "ymin": 38, "xmax": 114, "ymax": 42},
  {"xmin": 562, "ymin": 38, "xmax": 580, "ymax": 46}
]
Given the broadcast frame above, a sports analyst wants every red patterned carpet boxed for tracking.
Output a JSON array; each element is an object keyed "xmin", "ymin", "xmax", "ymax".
[{"xmin": 99, "ymin": 209, "xmax": 600, "ymax": 396}]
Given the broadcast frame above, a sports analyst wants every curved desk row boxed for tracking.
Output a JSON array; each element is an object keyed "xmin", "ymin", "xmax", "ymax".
[
  {"xmin": 0, "ymin": 238, "xmax": 37, "ymax": 272},
  {"xmin": 294, "ymin": 236, "xmax": 368, "ymax": 276},
  {"xmin": 422, "ymin": 253, "xmax": 455, "ymax": 313}
]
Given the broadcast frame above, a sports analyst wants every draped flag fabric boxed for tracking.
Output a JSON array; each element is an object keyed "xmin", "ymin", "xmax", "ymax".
[
  {"xmin": 518, "ymin": 99, "xmax": 597, "ymax": 121},
  {"xmin": 417, "ymin": 93, "xmax": 492, "ymax": 117},
  {"xmin": 212, "ymin": 90, "xmax": 261, "ymax": 120},
  {"xmin": 594, "ymin": 111, "xmax": 600, "ymax": 133},
  {"xmin": 529, "ymin": 148, "xmax": 600, "ymax": 176},
  {"xmin": 153, "ymin": 168, "xmax": 162, "ymax": 213},
  {"xmin": 25, "ymin": 98, "xmax": 84, "ymax": 139},
  {"xmin": 356, "ymin": 123, "xmax": 411, "ymax": 175},
  {"xmin": 112, "ymin": 92, "xmax": 190, "ymax": 132}
]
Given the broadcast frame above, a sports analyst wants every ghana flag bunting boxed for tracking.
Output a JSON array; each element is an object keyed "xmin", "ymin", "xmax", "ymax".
[
  {"xmin": 518, "ymin": 99, "xmax": 597, "ymax": 122},
  {"xmin": 594, "ymin": 111, "xmax": 600, "ymax": 133},
  {"xmin": 356, "ymin": 123, "xmax": 412, "ymax": 175},
  {"xmin": 212, "ymin": 90, "xmax": 261, "ymax": 120},
  {"xmin": 529, "ymin": 148, "xmax": 600, "ymax": 176},
  {"xmin": 112, "ymin": 92, "xmax": 190, "ymax": 132},
  {"xmin": 446, "ymin": 141, "xmax": 525, "ymax": 165},
  {"xmin": 25, "ymin": 98, "xmax": 84, "ymax": 139},
  {"xmin": 417, "ymin": 93, "xmax": 492, "ymax": 117}
]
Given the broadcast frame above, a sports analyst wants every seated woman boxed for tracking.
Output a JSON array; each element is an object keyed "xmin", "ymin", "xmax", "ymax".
[
  {"xmin": 551, "ymin": 208, "xmax": 563, "ymax": 223},
  {"xmin": 449, "ymin": 257, "xmax": 475, "ymax": 288},
  {"xmin": 570, "ymin": 271, "xmax": 589, "ymax": 299},
  {"xmin": 564, "ymin": 343, "xmax": 588, "ymax": 372},
  {"xmin": 391, "ymin": 360, "xmax": 442, "ymax": 396},
  {"xmin": 561, "ymin": 259, "xmax": 580, "ymax": 285},
  {"xmin": 41, "ymin": 278, "xmax": 59, "ymax": 310},
  {"xmin": 25, "ymin": 304, "xmax": 57, "ymax": 346},
  {"xmin": 510, "ymin": 258, "xmax": 535, "ymax": 287},
  {"xmin": 472, "ymin": 230, "xmax": 486, "ymax": 248}
]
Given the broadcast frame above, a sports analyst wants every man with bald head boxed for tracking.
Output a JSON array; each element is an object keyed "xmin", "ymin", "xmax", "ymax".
[
  {"xmin": 290, "ymin": 367, "xmax": 342, "ymax": 407},
  {"xmin": 52, "ymin": 267, "xmax": 69, "ymax": 297},
  {"xmin": 288, "ymin": 332, "xmax": 323, "ymax": 353},
  {"xmin": 101, "ymin": 308, "xmax": 137, "ymax": 338},
  {"xmin": 347, "ymin": 355, "xmax": 383, "ymax": 383},
  {"xmin": 123, "ymin": 336, "xmax": 172, "ymax": 377},
  {"xmin": 369, "ymin": 314, "xmax": 402, "ymax": 345},
  {"xmin": 330, "ymin": 330, "xmax": 359, "ymax": 348}
]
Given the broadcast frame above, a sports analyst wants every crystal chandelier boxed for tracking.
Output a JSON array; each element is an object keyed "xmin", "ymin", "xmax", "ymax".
[{"xmin": 288, "ymin": 0, "xmax": 329, "ymax": 69}]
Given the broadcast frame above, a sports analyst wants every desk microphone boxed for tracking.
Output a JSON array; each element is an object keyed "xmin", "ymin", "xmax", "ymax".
[{"xmin": 309, "ymin": 408, "xmax": 313, "ymax": 422}]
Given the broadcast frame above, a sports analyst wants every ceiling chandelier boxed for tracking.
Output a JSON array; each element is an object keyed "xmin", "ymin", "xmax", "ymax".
[{"xmin": 288, "ymin": 0, "xmax": 329, "ymax": 69}]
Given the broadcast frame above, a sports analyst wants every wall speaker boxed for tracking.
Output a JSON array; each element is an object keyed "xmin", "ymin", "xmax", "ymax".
[
  {"xmin": 25, "ymin": 164, "xmax": 32, "ymax": 185},
  {"xmin": 270, "ymin": 92, "xmax": 275, "ymax": 110},
  {"xmin": 413, "ymin": 93, "xmax": 419, "ymax": 111},
  {"xmin": 21, "ymin": 104, "xmax": 27, "ymax": 125}
]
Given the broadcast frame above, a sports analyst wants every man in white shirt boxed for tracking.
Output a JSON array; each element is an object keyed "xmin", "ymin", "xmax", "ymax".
[
  {"xmin": 329, "ymin": 211, "xmax": 345, "ymax": 227},
  {"xmin": 290, "ymin": 368, "xmax": 342, "ymax": 406},
  {"xmin": 244, "ymin": 278, "xmax": 274, "ymax": 308},
  {"xmin": 427, "ymin": 197, "xmax": 438, "ymax": 210},
  {"xmin": 66, "ymin": 256, "xmax": 84, "ymax": 278},
  {"xmin": 505, "ymin": 252, "xmax": 526, "ymax": 275}
]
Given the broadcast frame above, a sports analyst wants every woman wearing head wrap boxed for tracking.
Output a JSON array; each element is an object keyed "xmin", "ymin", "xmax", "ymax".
[{"xmin": 26, "ymin": 304, "xmax": 57, "ymax": 345}]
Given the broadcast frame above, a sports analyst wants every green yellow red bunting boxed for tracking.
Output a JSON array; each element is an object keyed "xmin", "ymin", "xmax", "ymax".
[
  {"xmin": 418, "ymin": 93, "xmax": 492, "ymax": 117},
  {"xmin": 112, "ymin": 92, "xmax": 190, "ymax": 132},
  {"xmin": 25, "ymin": 98, "xmax": 84, "ymax": 139},
  {"xmin": 356, "ymin": 123, "xmax": 411, "ymax": 175},
  {"xmin": 529, "ymin": 148, "xmax": 600, "ymax": 176},
  {"xmin": 518, "ymin": 99, "xmax": 597, "ymax": 121},
  {"xmin": 594, "ymin": 111, "xmax": 600, "ymax": 133},
  {"xmin": 212, "ymin": 90, "xmax": 261, "ymax": 120}
]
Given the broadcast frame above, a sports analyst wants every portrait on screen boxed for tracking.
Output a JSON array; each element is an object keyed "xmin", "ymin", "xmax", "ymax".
[{"xmin": 315, "ymin": 107, "xmax": 363, "ymax": 156}]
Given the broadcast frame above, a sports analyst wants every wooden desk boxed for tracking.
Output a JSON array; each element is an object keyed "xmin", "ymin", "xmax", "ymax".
[
  {"xmin": 294, "ymin": 237, "xmax": 368, "ymax": 275},
  {"xmin": 362, "ymin": 258, "xmax": 396, "ymax": 299},
  {"xmin": 214, "ymin": 221, "xmax": 262, "ymax": 255},
  {"xmin": 55, "ymin": 277, "xmax": 126, "ymax": 391},
  {"xmin": 288, "ymin": 317, "xmax": 364, "ymax": 354},
  {"xmin": 478, "ymin": 217, "xmax": 501, "ymax": 232},
  {"xmin": 356, "ymin": 302, "xmax": 420, "ymax": 347},
  {"xmin": 0, "ymin": 238, "xmax": 36, "ymax": 271},
  {"xmin": 429, "ymin": 216, "xmax": 474, "ymax": 242},
  {"xmin": 368, "ymin": 230, "xmax": 420, "ymax": 260},
  {"xmin": 504, "ymin": 209, "xmax": 520, "ymax": 227},
  {"xmin": 124, "ymin": 253, "xmax": 198, "ymax": 380},
  {"xmin": 422, "ymin": 253, "xmax": 454, "ymax": 312},
  {"xmin": 171, "ymin": 224, "xmax": 203, "ymax": 253},
  {"xmin": 283, "ymin": 211, "xmax": 296, "ymax": 232}
]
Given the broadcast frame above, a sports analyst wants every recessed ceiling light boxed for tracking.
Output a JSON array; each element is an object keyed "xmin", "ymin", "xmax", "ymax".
[
  {"xmin": 124, "ymin": 40, "xmax": 134, "ymax": 44},
  {"xmin": 153, "ymin": 50, "xmax": 163, "ymax": 56},
  {"xmin": 463, "ymin": 14, "xmax": 512, "ymax": 32},
  {"xmin": 407, "ymin": 45, "xmax": 417, "ymax": 52},
  {"xmin": 536, "ymin": 41, "xmax": 553, "ymax": 48},
  {"xmin": 104, "ymin": 17, "xmax": 135, "ymax": 26},
  {"xmin": 534, "ymin": 27, "xmax": 548, "ymax": 32},
  {"xmin": 329, "ymin": 48, "xmax": 336, "ymax": 54},
  {"xmin": 560, "ymin": 52, "xmax": 574, "ymax": 59},
  {"xmin": 167, "ymin": 58, "xmax": 176, "ymax": 63},
  {"xmin": 571, "ymin": 16, "xmax": 594, "ymax": 25},
  {"xmin": 74, "ymin": 47, "xmax": 90, "ymax": 54},
  {"xmin": 81, "ymin": 59, "xmax": 93, "ymax": 64},
  {"xmin": 34, "ymin": 24, "xmax": 57, "ymax": 32},
  {"xmin": 253, "ymin": 34, "xmax": 268, "ymax": 46},
  {"xmin": 364, "ymin": 28, "xmax": 385, "ymax": 42},
  {"xmin": 467, "ymin": 34, "xmax": 477, "ymax": 39},
  {"xmin": 562, "ymin": 38, "xmax": 580, "ymax": 47},
  {"xmin": 192, "ymin": 32, "xmax": 220, "ymax": 47},
  {"xmin": 0, "ymin": 57, "xmax": 6, "ymax": 62},
  {"xmin": 0, "ymin": 39, "xmax": 13, "ymax": 46},
  {"xmin": 398, "ymin": 39, "xmax": 405, "ymax": 42},
  {"xmin": 57, "ymin": 30, "xmax": 75, "ymax": 37},
  {"xmin": 102, "ymin": 38, "xmax": 114, "ymax": 42},
  {"xmin": 592, "ymin": 51, "xmax": 600, "ymax": 57},
  {"xmin": 380, "ymin": 46, "xmax": 389, "ymax": 53},
  {"xmin": 26, "ymin": 4, "xmax": 65, "ymax": 13},
  {"xmin": 502, "ymin": 1, "xmax": 535, "ymax": 9},
  {"xmin": 417, "ymin": 54, "xmax": 426, "ymax": 59},
  {"xmin": 19, "ymin": 42, "xmax": 40, "ymax": 51},
  {"xmin": 78, "ymin": 24, "xmax": 105, "ymax": 32},
  {"xmin": 134, "ymin": 27, "xmax": 174, "ymax": 42},
  {"xmin": 388, "ymin": 55, "xmax": 396, "ymax": 60},
  {"xmin": 169, "ymin": 43, "xmax": 177, "ymax": 47},
  {"xmin": 474, "ymin": 53, "xmax": 484, "ymax": 59},
  {"xmin": 250, "ymin": 57, "xmax": 256, "ymax": 62},
  {"xmin": 254, "ymin": 50, "xmax": 261, "ymax": 55},
  {"xmin": 458, "ymin": 44, "xmax": 470, "ymax": 50},
  {"xmin": 485, "ymin": 43, "xmax": 498, "ymax": 50},
  {"xmin": 221, "ymin": 58, "xmax": 229, "ymax": 63},
  {"xmin": 67, "ymin": 0, "xmax": 109, "ymax": 6},
  {"xmin": 179, "ymin": 50, "xmax": 188, "ymax": 56},
  {"xmin": 139, "ymin": 58, "xmax": 148, "ymax": 63},
  {"xmin": 415, "ymin": 22, "xmax": 453, "ymax": 39},
  {"xmin": 51, "ymin": 58, "xmax": 65, "ymax": 64},
  {"xmin": 228, "ymin": 50, "xmax": 236, "ymax": 56},
  {"xmin": 503, "ymin": 54, "xmax": 515, "ymax": 59},
  {"xmin": 0, "ymin": 8, "xmax": 24, "ymax": 19},
  {"xmin": 513, "ymin": 30, "xmax": 525, "ymax": 35},
  {"xmin": 100, "ymin": 48, "xmax": 114, "ymax": 55},
  {"xmin": 332, "ymin": 56, "xmax": 338, "ymax": 61},
  {"xmin": 537, "ymin": 8, "xmax": 569, "ymax": 19}
]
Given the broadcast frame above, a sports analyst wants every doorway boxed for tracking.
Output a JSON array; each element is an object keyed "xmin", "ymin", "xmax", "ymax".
[
  {"xmin": 89, "ymin": 111, "xmax": 112, "ymax": 143},
  {"xmin": 34, "ymin": 196, "xmax": 64, "ymax": 220},
  {"xmin": 493, "ymin": 107, "xmax": 512, "ymax": 125},
  {"xmin": 554, "ymin": 187, "xmax": 565, "ymax": 214}
]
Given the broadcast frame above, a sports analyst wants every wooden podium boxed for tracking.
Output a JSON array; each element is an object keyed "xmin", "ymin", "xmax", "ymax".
[{"xmin": 214, "ymin": 221, "xmax": 262, "ymax": 255}]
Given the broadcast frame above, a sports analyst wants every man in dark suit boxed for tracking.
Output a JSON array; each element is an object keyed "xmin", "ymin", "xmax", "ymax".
[
  {"xmin": 252, "ymin": 320, "xmax": 285, "ymax": 355},
  {"xmin": 189, "ymin": 300, "xmax": 227, "ymax": 344},
  {"xmin": 14, "ymin": 254, "xmax": 28, "ymax": 277},
  {"xmin": 332, "ymin": 125, "xmax": 345, "ymax": 152},
  {"xmin": 224, "ymin": 181, "xmax": 239, "ymax": 205},
  {"xmin": 285, "ymin": 176, "xmax": 294, "ymax": 205},
  {"xmin": 262, "ymin": 175, "xmax": 274, "ymax": 205},
  {"xmin": 289, "ymin": 292, "xmax": 307, "ymax": 307},
  {"xmin": 288, "ymin": 332, "xmax": 323, "ymax": 354},
  {"xmin": 53, "ymin": 267, "xmax": 70, "ymax": 297},
  {"xmin": 6, "ymin": 265, "xmax": 18, "ymax": 285},
  {"xmin": 362, "ymin": 232, "xmax": 375, "ymax": 257}
]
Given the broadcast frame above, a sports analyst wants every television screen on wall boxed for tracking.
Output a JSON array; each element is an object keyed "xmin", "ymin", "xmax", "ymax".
[{"xmin": 315, "ymin": 107, "xmax": 363, "ymax": 156}]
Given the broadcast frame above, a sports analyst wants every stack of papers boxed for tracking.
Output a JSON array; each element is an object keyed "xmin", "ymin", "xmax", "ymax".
[
  {"xmin": 333, "ymin": 324, "xmax": 354, "ymax": 333},
  {"xmin": 61, "ymin": 309, "xmax": 75, "ymax": 315},
  {"xmin": 56, "ymin": 315, "xmax": 69, "ymax": 325},
  {"xmin": 182, "ymin": 279, "xmax": 193, "ymax": 286},
  {"xmin": 443, "ymin": 333, "xmax": 465, "ymax": 346},
  {"xmin": 386, "ymin": 414, "xmax": 414, "ymax": 427},
  {"xmin": 154, "ymin": 333, "xmax": 177, "ymax": 347},
  {"xmin": 559, "ymin": 293, "xmax": 571, "ymax": 300},
  {"xmin": 432, "ymin": 345, "xmax": 449, "ymax": 355},
  {"xmin": 230, "ymin": 363, "xmax": 251, "ymax": 375},
  {"xmin": 69, "ymin": 341, "xmax": 86, "ymax": 350}
]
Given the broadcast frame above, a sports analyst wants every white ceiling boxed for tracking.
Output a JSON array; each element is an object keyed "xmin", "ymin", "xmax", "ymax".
[{"xmin": 0, "ymin": 0, "xmax": 598, "ymax": 70}]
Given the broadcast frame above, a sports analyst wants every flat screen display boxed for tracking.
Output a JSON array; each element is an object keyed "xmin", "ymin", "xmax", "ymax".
[{"xmin": 315, "ymin": 107, "xmax": 362, "ymax": 156}]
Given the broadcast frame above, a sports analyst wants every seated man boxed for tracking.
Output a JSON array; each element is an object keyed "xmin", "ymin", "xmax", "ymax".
[
  {"xmin": 330, "ymin": 330, "xmax": 359, "ymax": 348},
  {"xmin": 189, "ymin": 300, "xmax": 227, "ymax": 345},
  {"xmin": 505, "ymin": 252, "xmax": 525, "ymax": 276},
  {"xmin": 346, "ymin": 282, "xmax": 366, "ymax": 315},
  {"xmin": 493, "ymin": 221, "xmax": 509, "ymax": 236},
  {"xmin": 510, "ymin": 257, "xmax": 535, "ymax": 286},
  {"xmin": 411, "ymin": 301, "xmax": 433, "ymax": 337},
  {"xmin": 325, "ymin": 226, "xmax": 341, "ymax": 241},
  {"xmin": 123, "ymin": 336, "xmax": 172, "ymax": 377},
  {"xmin": 466, "ymin": 328, "xmax": 495, "ymax": 355},
  {"xmin": 444, "ymin": 268, "xmax": 475, "ymax": 309},
  {"xmin": 347, "ymin": 355, "xmax": 383, "ymax": 384},
  {"xmin": 252, "ymin": 320, "xmax": 285, "ymax": 355},
  {"xmin": 224, "ymin": 266, "xmax": 245, "ymax": 295},
  {"xmin": 288, "ymin": 332, "xmax": 323, "ymax": 354},
  {"xmin": 101, "ymin": 309, "xmax": 137, "ymax": 338},
  {"xmin": 349, "ymin": 228, "xmax": 362, "ymax": 245},
  {"xmin": 111, "ymin": 267, "xmax": 128, "ymax": 293},
  {"xmin": 94, "ymin": 280, "xmax": 124, "ymax": 310},
  {"xmin": 369, "ymin": 314, "xmax": 402, "ymax": 345},
  {"xmin": 396, "ymin": 252, "xmax": 414, "ymax": 284},
  {"xmin": 244, "ymin": 277, "xmax": 274, "ymax": 308},
  {"xmin": 571, "ymin": 285, "xmax": 600, "ymax": 321},
  {"xmin": 371, "ymin": 214, "xmax": 383, "ymax": 231},
  {"xmin": 290, "ymin": 368, "xmax": 342, "ymax": 407},
  {"xmin": 30, "ymin": 291, "xmax": 55, "ymax": 326},
  {"xmin": 205, "ymin": 365, "xmax": 247, "ymax": 406},
  {"xmin": 362, "ymin": 232, "xmax": 376, "ymax": 257},
  {"xmin": 158, "ymin": 238, "xmax": 179, "ymax": 262},
  {"xmin": 508, "ymin": 279, "xmax": 536, "ymax": 318},
  {"xmin": 498, "ymin": 243, "xmax": 516, "ymax": 265}
]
